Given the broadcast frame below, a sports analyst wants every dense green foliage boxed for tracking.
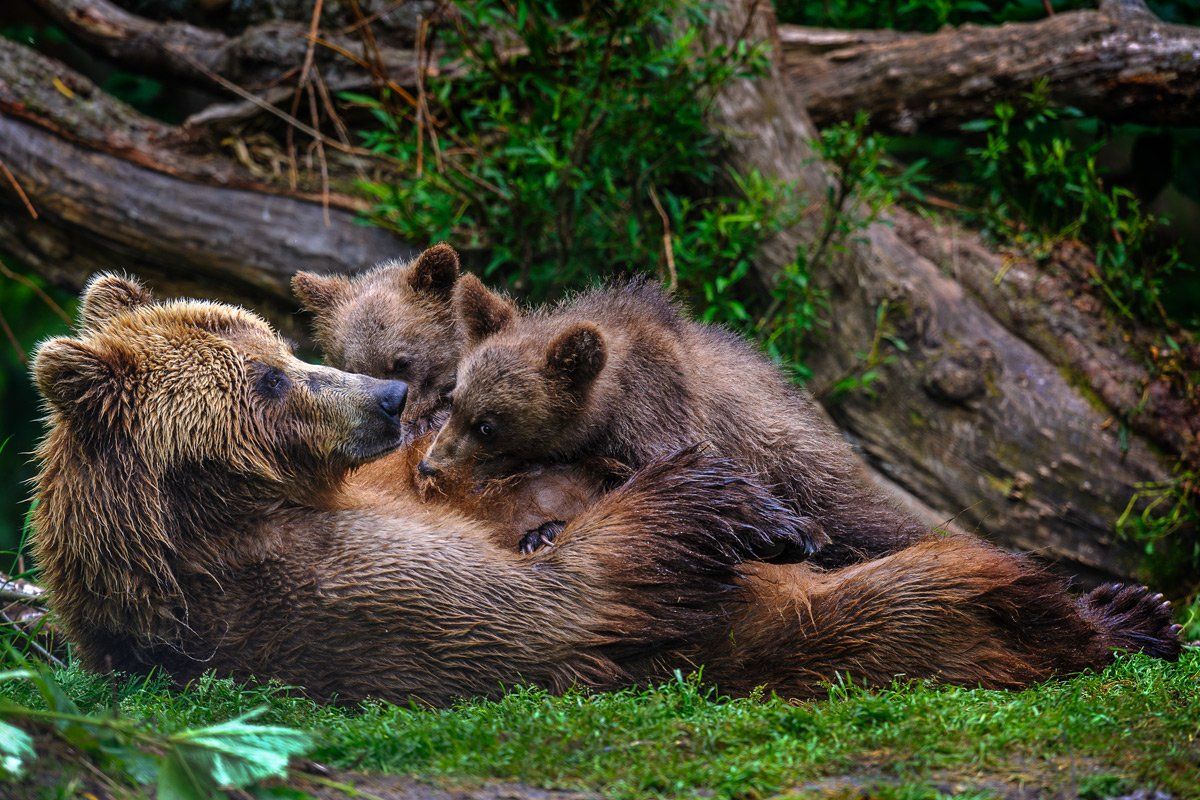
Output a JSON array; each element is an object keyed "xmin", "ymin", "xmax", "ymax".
[
  {"xmin": 352, "ymin": 0, "xmax": 810, "ymax": 337},
  {"xmin": 2, "ymin": 653, "xmax": 1199, "ymax": 798}
]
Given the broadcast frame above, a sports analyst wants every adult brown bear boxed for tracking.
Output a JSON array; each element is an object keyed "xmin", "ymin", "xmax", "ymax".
[
  {"xmin": 29, "ymin": 274, "xmax": 805, "ymax": 705},
  {"xmin": 30, "ymin": 275, "xmax": 1180, "ymax": 706}
]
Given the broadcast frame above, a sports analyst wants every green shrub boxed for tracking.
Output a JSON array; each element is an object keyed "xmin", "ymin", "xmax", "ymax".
[{"xmin": 963, "ymin": 83, "xmax": 1187, "ymax": 323}]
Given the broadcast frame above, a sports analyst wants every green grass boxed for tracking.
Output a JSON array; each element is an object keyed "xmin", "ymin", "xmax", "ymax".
[{"xmin": 3, "ymin": 651, "xmax": 1198, "ymax": 798}]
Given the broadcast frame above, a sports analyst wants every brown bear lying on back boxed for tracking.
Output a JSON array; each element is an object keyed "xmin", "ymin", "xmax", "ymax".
[{"xmin": 423, "ymin": 274, "xmax": 929, "ymax": 566}]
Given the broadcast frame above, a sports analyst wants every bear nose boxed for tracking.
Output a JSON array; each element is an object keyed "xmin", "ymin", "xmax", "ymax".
[
  {"xmin": 373, "ymin": 380, "xmax": 408, "ymax": 419},
  {"xmin": 417, "ymin": 460, "xmax": 440, "ymax": 477}
]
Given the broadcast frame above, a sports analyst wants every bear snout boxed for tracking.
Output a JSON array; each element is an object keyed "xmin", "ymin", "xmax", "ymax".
[{"xmin": 372, "ymin": 380, "xmax": 409, "ymax": 420}]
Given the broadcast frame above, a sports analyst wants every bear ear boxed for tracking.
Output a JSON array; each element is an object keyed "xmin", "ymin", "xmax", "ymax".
[
  {"xmin": 407, "ymin": 243, "xmax": 460, "ymax": 299},
  {"xmin": 292, "ymin": 271, "xmax": 351, "ymax": 315},
  {"xmin": 545, "ymin": 323, "xmax": 606, "ymax": 392},
  {"xmin": 454, "ymin": 273, "xmax": 516, "ymax": 346},
  {"xmin": 79, "ymin": 273, "xmax": 152, "ymax": 331},
  {"xmin": 32, "ymin": 337, "xmax": 118, "ymax": 414}
]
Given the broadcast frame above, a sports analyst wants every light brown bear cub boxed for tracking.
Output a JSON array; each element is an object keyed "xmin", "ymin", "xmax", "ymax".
[
  {"xmin": 293, "ymin": 244, "xmax": 463, "ymax": 442},
  {"xmin": 424, "ymin": 276, "xmax": 930, "ymax": 567}
]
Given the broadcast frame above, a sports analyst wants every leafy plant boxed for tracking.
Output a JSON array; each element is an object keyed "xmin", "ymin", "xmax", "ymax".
[
  {"xmin": 353, "ymin": 0, "xmax": 769, "ymax": 294},
  {"xmin": 963, "ymin": 81, "xmax": 1188, "ymax": 323},
  {"xmin": 0, "ymin": 654, "xmax": 311, "ymax": 797}
]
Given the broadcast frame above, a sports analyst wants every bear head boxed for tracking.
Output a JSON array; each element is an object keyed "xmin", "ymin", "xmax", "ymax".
[
  {"xmin": 31, "ymin": 275, "xmax": 411, "ymax": 636},
  {"xmin": 419, "ymin": 277, "xmax": 606, "ymax": 481},
  {"xmin": 292, "ymin": 243, "xmax": 468, "ymax": 438}
]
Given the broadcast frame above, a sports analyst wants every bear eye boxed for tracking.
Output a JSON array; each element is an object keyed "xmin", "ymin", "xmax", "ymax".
[
  {"xmin": 390, "ymin": 356, "xmax": 411, "ymax": 379},
  {"xmin": 475, "ymin": 421, "xmax": 496, "ymax": 440},
  {"xmin": 255, "ymin": 366, "xmax": 290, "ymax": 399}
]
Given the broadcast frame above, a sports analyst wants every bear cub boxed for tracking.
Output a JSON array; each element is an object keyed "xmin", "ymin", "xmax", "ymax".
[{"xmin": 423, "ymin": 276, "xmax": 933, "ymax": 567}]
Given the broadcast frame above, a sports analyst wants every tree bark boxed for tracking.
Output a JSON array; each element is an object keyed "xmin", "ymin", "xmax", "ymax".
[
  {"xmin": 707, "ymin": 0, "xmax": 1187, "ymax": 583},
  {"xmin": 781, "ymin": 0, "xmax": 1200, "ymax": 133},
  {"xmin": 0, "ymin": 38, "xmax": 410, "ymax": 337}
]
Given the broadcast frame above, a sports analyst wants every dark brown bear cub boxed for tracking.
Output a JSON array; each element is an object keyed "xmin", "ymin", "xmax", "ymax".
[{"xmin": 423, "ymin": 276, "xmax": 931, "ymax": 566}]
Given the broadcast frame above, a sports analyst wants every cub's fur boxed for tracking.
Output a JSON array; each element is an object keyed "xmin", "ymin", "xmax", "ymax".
[
  {"xmin": 427, "ymin": 277, "xmax": 929, "ymax": 566},
  {"xmin": 30, "ymin": 275, "xmax": 803, "ymax": 705},
  {"xmin": 294, "ymin": 245, "xmax": 607, "ymax": 547}
]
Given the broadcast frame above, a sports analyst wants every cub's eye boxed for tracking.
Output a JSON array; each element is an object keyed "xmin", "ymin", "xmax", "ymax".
[
  {"xmin": 390, "ymin": 356, "xmax": 411, "ymax": 378},
  {"xmin": 255, "ymin": 366, "xmax": 290, "ymax": 399},
  {"xmin": 475, "ymin": 421, "xmax": 496, "ymax": 440}
]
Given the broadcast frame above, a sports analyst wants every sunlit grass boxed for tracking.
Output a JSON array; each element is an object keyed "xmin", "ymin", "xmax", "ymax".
[{"xmin": 3, "ymin": 651, "xmax": 1197, "ymax": 798}]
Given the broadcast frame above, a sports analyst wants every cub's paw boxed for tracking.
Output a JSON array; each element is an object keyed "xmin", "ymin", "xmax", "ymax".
[
  {"xmin": 519, "ymin": 520, "xmax": 567, "ymax": 555},
  {"xmin": 1082, "ymin": 583, "xmax": 1182, "ymax": 661}
]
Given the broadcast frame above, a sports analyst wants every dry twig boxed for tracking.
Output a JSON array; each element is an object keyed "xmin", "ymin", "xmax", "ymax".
[
  {"xmin": 648, "ymin": 185, "xmax": 677, "ymax": 293},
  {"xmin": 0, "ymin": 157, "xmax": 37, "ymax": 219}
]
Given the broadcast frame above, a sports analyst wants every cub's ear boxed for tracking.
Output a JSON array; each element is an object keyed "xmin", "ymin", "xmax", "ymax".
[
  {"xmin": 408, "ymin": 243, "xmax": 460, "ymax": 299},
  {"xmin": 32, "ymin": 337, "xmax": 118, "ymax": 414},
  {"xmin": 79, "ymin": 273, "xmax": 152, "ymax": 331},
  {"xmin": 454, "ymin": 273, "xmax": 516, "ymax": 346},
  {"xmin": 545, "ymin": 323, "xmax": 606, "ymax": 392},
  {"xmin": 292, "ymin": 271, "xmax": 351, "ymax": 315}
]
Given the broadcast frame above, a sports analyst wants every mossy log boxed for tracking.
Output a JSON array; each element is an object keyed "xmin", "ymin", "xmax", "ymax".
[{"xmin": 707, "ymin": 0, "xmax": 1191, "ymax": 583}]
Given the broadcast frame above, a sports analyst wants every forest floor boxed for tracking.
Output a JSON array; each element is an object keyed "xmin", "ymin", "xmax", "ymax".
[{"xmin": 1, "ymin": 650, "xmax": 1198, "ymax": 800}]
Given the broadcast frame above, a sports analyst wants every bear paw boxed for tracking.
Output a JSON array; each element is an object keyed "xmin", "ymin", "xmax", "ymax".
[
  {"xmin": 520, "ymin": 520, "xmax": 566, "ymax": 555},
  {"xmin": 1081, "ymin": 583, "xmax": 1182, "ymax": 661}
]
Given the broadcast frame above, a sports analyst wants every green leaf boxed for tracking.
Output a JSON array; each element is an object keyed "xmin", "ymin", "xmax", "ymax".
[
  {"xmin": 168, "ymin": 710, "xmax": 312, "ymax": 789},
  {"xmin": 0, "ymin": 719, "xmax": 35, "ymax": 777},
  {"xmin": 157, "ymin": 751, "xmax": 217, "ymax": 800}
]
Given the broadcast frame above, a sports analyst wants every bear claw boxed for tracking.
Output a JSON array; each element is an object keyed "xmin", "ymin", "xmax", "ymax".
[
  {"xmin": 1081, "ymin": 583, "xmax": 1182, "ymax": 661},
  {"xmin": 520, "ymin": 520, "xmax": 567, "ymax": 555}
]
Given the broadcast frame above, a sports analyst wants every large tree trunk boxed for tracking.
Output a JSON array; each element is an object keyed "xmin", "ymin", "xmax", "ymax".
[
  {"xmin": 706, "ymin": 0, "xmax": 1191, "ymax": 583},
  {"xmin": 2, "ymin": 0, "xmax": 1194, "ymax": 584}
]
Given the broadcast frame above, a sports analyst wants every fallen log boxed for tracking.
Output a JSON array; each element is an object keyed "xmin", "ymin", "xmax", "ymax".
[
  {"xmin": 0, "ymin": 38, "xmax": 410, "ymax": 336},
  {"xmin": 707, "ymin": 0, "xmax": 1185, "ymax": 583},
  {"xmin": 27, "ymin": 0, "xmax": 428, "ymax": 91},
  {"xmin": 781, "ymin": 0, "xmax": 1200, "ymax": 133}
]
